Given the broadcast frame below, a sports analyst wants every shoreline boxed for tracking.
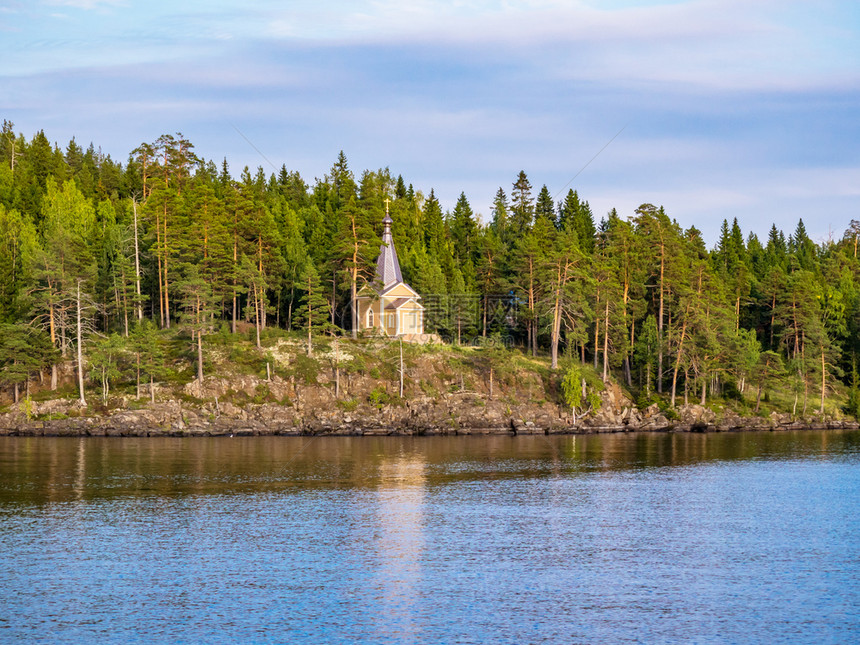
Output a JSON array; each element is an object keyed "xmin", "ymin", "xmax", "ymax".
[
  {"xmin": 2, "ymin": 415, "xmax": 856, "ymax": 438},
  {"xmin": 4, "ymin": 384, "xmax": 857, "ymax": 438}
]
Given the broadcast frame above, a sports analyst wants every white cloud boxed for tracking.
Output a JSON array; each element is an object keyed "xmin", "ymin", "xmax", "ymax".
[
  {"xmin": 43, "ymin": 0, "xmax": 125, "ymax": 9},
  {"xmin": 258, "ymin": 0, "xmax": 857, "ymax": 90}
]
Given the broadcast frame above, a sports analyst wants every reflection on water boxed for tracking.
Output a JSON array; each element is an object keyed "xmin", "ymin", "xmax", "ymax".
[
  {"xmin": 372, "ymin": 456, "xmax": 426, "ymax": 643},
  {"xmin": 2, "ymin": 431, "xmax": 857, "ymax": 506},
  {"xmin": 0, "ymin": 431, "xmax": 858, "ymax": 644}
]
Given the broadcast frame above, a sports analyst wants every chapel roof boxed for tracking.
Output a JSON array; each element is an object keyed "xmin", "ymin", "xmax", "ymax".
[{"xmin": 375, "ymin": 203, "xmax": 404, "ymax": 290}]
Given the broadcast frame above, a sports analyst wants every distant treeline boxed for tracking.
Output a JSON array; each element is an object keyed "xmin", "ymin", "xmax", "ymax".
[{"xmin": 0, "ymin": 121, "xmax": 858, "ymax": 414}]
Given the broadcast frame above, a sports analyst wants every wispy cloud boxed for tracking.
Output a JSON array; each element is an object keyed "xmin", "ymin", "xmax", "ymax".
[
  {"xmin": 42, "ymin": 0, "xmax": 125, "ymax": 9},
  {"xmin": 3, "ymin": 0, "xmax": 858, "ymax": 245}
]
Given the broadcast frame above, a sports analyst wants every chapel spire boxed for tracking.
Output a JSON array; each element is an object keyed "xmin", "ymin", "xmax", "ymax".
[{"xmin": 376, "ymin": 198, "xmax": 403, "ymax": 289}]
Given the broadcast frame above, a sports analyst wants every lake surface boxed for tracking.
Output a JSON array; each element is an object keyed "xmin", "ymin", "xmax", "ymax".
[{"xmin": 1, "ymin": 431, "xmax": 859, "ymax": 644}]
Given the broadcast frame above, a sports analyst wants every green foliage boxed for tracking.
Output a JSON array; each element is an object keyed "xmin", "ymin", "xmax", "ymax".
[
  {"xmin": 0, "ymin": 323, "xmax": 57, "ymax": 395},
  {"xmin": 0, "ymin": 122, "xmax": 858, "ymax": 419},
  {"xmin": 368, "ymin": 385, "xmax": 390, "ymax": 409},
  {"xmin": 560, "ymin": 362, "xmax": 603, "ymax": 419},
  {"xmin": 634, "ymin": 315, "xmax": 659, "ymax": 396},
  {"xmin": 337, "ymin": 397, "xmax": 359, "ymax": 412},
  {"xmin": 252, "ymin": 384, "xmax": 274, "ymax": 404},
  {"xmin": 561, "ymin": 363, "xmax": 583, "ymax": 411},
  {"xmin": 88, "ymin": 333, "xmax": 127, "ymax": 404},
  {"xmin": 846, "ymin": 357, "xmax": 860, "ymax": 419},
  {"xmin": 657, "ymin": 398, "xmax": 680, "ymax": 421},
  {"xmin": 291, "ymin": 354, "xmax": 320, "ymax": 385}
]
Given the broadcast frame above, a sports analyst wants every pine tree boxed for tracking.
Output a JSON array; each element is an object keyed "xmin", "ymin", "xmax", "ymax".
[
  {"xmin": 294, "ymin": 262, "xmax": 331, "ymax": 356},
  {"xmin": 177, "ymin": 264, "xmax": 217, "ymax": 383},
  {"xmin": 541, "ymin": 224, "xmax": 589, "ymax": 369},
  {"xmin": 0, "ymin": 323, "xmax": 56, "ymax": 403},
  {"xmin": 0, "ymin": 204, "xmax": 38, "ymax": 323},
  {"xmin": 635, "ymin": 315, "xmax": 659, "ymax": 398},
  {"xmin": 512, "ymin": 217, "xmax": 552, "ymax": 355},
  {"xmin": 130, "ymin": 319, "xmax": 165, "ymax": 402},
  {"xmin": 336, "ymin": 196, "xmax": 379, "ymax": 338}
]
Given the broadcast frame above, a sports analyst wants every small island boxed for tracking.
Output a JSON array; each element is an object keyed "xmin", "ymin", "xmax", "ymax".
[{"xmin": 1, "ymin": 126, "xmax": 859, "ymax": 437}]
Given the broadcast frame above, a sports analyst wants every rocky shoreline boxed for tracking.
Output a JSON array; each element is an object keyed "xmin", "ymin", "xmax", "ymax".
[{"xmin": 1, "ymin": 389, "xmax": 857, "ymax": 438}]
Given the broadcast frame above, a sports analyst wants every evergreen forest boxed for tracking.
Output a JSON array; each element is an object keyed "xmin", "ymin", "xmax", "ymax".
[{"xmin": 1, "ymin": 121, "xmax": 859, "ymax": 419}]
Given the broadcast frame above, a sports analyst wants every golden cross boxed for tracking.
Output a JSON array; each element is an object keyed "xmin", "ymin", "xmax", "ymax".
[{"xmin": 384, "ymin": 197, "xmax": 391, "ymax": 215}]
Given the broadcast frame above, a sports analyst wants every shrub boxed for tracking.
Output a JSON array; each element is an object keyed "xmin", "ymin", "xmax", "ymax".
[
  {"xmin": 252, "ymin": 384, "xmax": 273, "ymax": 404},
  {"xmin": 368, "ymin": 386, "xmax": 390, "ymax": 409},
  {"xmin": 292, "ymin": 354, "xmax": 320, "ymax": 385},
  {"xmin": 337, "ymin": 397, "xmax": 359, "ymax": 412}
]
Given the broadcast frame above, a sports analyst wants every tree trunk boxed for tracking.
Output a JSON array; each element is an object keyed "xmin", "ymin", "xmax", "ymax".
[
  {"xmin": 550, "ymin": 264, "xmax": 564, "ymax": 369},
  {"xmin": 820, "ymin": 346, "xmax": 826, "ymax": 415},
  {"xmin": 232, "ymin": 289, "xmax": 238, "ymax": 334},
  {"xmin": 121, "ymin": 272, "xmax": 129, "ymax": 337},
  {"xmin": 602, "ymin": 298, "xmax": 610, "ymax": 382},
  {"xmin": 197, "ymin": 329, "xmax": 204, "ymax": 383},
  {"xmin": 156, "ymin": 206, "xmax": 164, "ymax": 328},
  {"xmin": 254, "ymin": 283, "xmax": 262, "ymax": 349},
  {"xmin": 76, "ymin": 281, "xmax": 86, "ymax": 406},
  {"xmin": 769, "ymin": 293, "xmax": 776, "ymax": 350},
  {"xmin": 683, "ymin": 369, "xmax": 688, "ymax": 406},
  {"xmin": 645, "ymin": 362, "xmax": 651, "ymax": 398},
  {"xmin": 482, "ymin": 294, "xmax": 487, "ymax": 338},
  {"xmin": 232, "ymin": 221, "xmax": 238, "ymax": 334},
  {"xmin": 801, "ymin": 334, "xmax": 808, "ymax": 416},
  {"xmin": 669, "ymin": 313, "xmax": 688, "ymax": 409},
  {"xmin": 593, "ymin": 288, "xmax": 600, "ymax": 370},
  {"xmin": 334, "ymin": 337, "xmax": 340, "ymax": 398},
  {"xmin": 330, "ymin": 270, "xmax": 337, "ymax": 328},
  {"xmin": 197, "ymin": 294, "xmax": 204, "ymax": 383},
  {"xmin": 528, "ymin": 261, "xmax": 536, "ymax": 356},
  {"xmin": 133, "ymin": 199, "xmax": 143, "ymax": 321},
  {"xmin": 258, "ymin": 241, "xmax": 266, "ymax": 332},
  {"xmin": 307, "ymin": 281, "xmax": 313, "ymax": 357},
  {"xmin": 657, "ymin": 246, "xmax": 664, "ymax": 393},
  {"xmin": 163, "ymin": 212, "xmax": 170, "ymax": 328}
]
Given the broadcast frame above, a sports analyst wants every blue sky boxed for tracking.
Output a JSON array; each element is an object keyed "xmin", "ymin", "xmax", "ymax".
[{"xmin": 3, "ymin": 0, "xmax": 859, "ymax": 245}]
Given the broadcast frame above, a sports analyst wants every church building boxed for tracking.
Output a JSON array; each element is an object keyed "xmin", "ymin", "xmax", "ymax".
[{"xmin": 355, "ymin": 203, "xmax": 425, "ymax": 339}]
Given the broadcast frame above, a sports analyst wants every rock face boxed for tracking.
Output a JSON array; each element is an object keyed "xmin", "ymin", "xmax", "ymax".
[{"xmin": 1, "ymin": 375, "xmax": 857, "ymax": 437}]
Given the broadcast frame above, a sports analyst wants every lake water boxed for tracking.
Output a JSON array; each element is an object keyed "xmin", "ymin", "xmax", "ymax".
[{"xmin": 1, "ymin": 431, "xmax": 859, "ymax": 644}]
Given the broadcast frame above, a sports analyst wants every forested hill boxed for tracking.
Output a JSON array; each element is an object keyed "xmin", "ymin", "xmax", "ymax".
[{"xmin": 1, "ymin": 121, "xmax": 859, "ymax": 418}]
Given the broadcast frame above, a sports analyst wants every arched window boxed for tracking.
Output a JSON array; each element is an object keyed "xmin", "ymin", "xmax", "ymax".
[{"xmin": 367, "ymin": 308, "xmax": 374, "ymax": 328}]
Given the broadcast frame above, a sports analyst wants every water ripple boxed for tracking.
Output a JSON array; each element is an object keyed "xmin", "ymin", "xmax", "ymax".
[{"xmin": 0, "ymin": 432, "xmax": 858, "ymax": 643}]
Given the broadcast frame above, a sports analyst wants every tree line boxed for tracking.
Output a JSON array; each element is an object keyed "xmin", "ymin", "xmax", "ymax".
[{"xmin": 0, "ymin": 120, "xmax": 858, "ymax": 416}]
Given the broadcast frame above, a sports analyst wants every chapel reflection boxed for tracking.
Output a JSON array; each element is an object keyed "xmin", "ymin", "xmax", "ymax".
[{"xmin": 369, "ymin": 451, "xmax": 427, "ymax": 642}]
